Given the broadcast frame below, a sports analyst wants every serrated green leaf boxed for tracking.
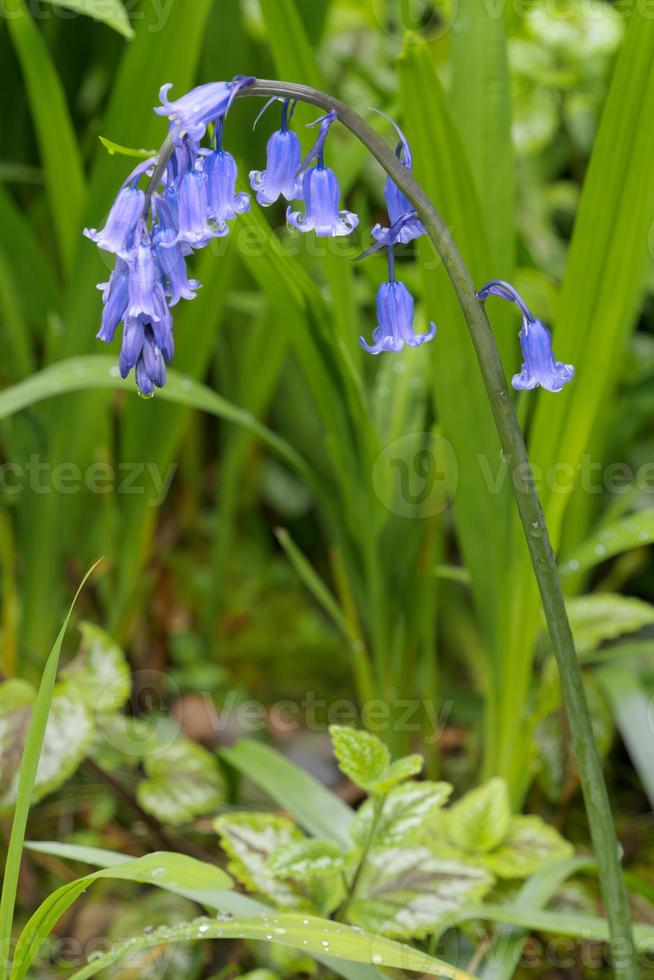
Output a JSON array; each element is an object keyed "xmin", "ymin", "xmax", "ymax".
[
  {"xmin": 215, "ymin": 813, "xmax": 307, "ymax": 909},
  {"xmin": 39, "ymin": 0, "xmax": 132, "ymax": 37},
  {"xmin": 349, "ymin": 847, "xmax": 493, "ymax": 940},
  {"xmin": 446, "ymin": 779, "xmax": 511, "ymax": 855},
  {"xmin": 329, "ymin": 726, "xmax": 389, "ymax": 790},
  {"xmin": 481, "ymin": 816, "xmax": 574, "ymax": 879},
  {"xmin": 352, "ymin": 781, "xmax": 452, "ymax": 850},
  {"xmin": 60, "ymin": 622, "xmax": 130, "ymax": 713},
  {"xmin": 329, "ymin": 727, "xmax": 422, "ymax": 794},
  {"xmin": 137, "ymin": 740, "xmax": 225, "ymax": 826},
  {"xmin": 367, "ymin": 755, "xmax": 424, "ymax": 795},
  {"xmin": 566, "ymin": 594, "xmax": 654, "ymax": 654},
  {"xmin": 268, "ymin": 839, "xmax": 346, "ymax": 881}
]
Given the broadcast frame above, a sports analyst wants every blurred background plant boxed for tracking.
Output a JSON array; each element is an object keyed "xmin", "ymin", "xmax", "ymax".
[{"xmin": 1, "ymin": 0, "xmax": 654, "ymax": 976}]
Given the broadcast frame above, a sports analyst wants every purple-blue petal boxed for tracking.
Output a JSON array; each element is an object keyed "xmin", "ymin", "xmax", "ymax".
[
  {"xmin": 287, "ymin": 166, "xmax": 359, "ymax": 238},
  {"xmin": 360, "ymin": 280, "xmax": 437, "ymax": 355},
  {"xmin": 249, "ymin": 129, "xmax": 303, "ymax": 206},
  {"xmin": 204, "ymin": 149, "xmax": 250, "ymax": 223},
  {"xmin": 84, "ymin": 185, "xmax": 144, "ymax": 258},
  {"xmin": 512, "ymin": 318, "xmax": 574, "ymax": 393}
]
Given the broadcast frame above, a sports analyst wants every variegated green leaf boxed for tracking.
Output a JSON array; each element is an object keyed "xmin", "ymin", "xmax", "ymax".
[
  {"xmin": 268, "ymin": 839, "xmax": 346, "ymax": 881},
  {"xmin": 0, "ymin": 683, "xmax": 93, "ymax": 811},
  {"xmin": 60, "ymin": 622, "xmax": 130, "ymax": 713},
  {"xmin": 352, "ymin": 781, "xmax": 452, "ymax": 850},
  {"xmin": 268, "ymin": 838, "xmax": 347, "ymax": 916},
  {"xmin": 481, "ymin": 816, "xmax": 574, "ymax": 879},
  {"xmin": 348, "ymin": 847, "xmax": 493, "ymax": 940},
  {"xmin": 215, "ymin": 813, "xmax": 307, "ymax": 909},
  {"xmin": 137, "ymin": 740, "xmax": 225, "ymax": 826},
  {"xmin": 446, "ymin": 779, "xmax": 511, "ymax": 855}
]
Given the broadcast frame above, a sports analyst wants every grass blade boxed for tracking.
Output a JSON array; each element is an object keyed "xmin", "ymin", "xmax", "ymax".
[
  {"xmin": 40, "ymin": 0, "xmax": 133, "ymax": 38},
  {"xmin": 24, "ymin": 843, "xmax": 382, "ymax": 980},
  {"xmin": 10, "ymin": 852, "xmax": 232, "ymax": 980},
  {"xmin": 0, "ymin": 562, "xmax": 101, "ymax": 980},
  {"xmin": 398, "ymin": 41, "xmax": 514, "ymax": 684},
  {"xmin": 451, "ymin": 0, "xmax": 515, "ymax": 277},
  {"xmin": 65, "ymin": 912, "xmax": 473, "ymax": 980},
  {"xmin": 222, "ymin": 739, "xmax": 354, "ymax": 847},
  {"xmin": 0, "ymin": 355, "xmax": 310, "ymax": 480},
  {"xmin": 2, "ymin": 0, "xmax": 86, "ymax": 276}
]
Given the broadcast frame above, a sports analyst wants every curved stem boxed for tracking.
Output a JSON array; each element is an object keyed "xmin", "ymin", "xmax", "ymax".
[{"xmin": 147, "ymin": 78, "xmax": 637, "ymax": 976}]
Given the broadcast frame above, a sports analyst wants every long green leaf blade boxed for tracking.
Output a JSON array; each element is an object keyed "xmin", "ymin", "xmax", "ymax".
[
  {"xmin": 0, "ymin": 356, "xmax": 309, "ymax": 479},
  {"xmin": 65, "ymin": 912, "xmax": 472, "ymax": 980},
  {"xmin": 40, "ymin": 0, "xmax": 132, "ymax": 37},
  {"xmin": 1, "ymin": 0, "xmax": 86, "ymax": 275},
  {"xmin": 222, "ymin": 739, "xmax": 354, "ymax": 847},
  {"xmin": 10, "ymin": 852, "xmax": 233, "ymax": 980},
  {"xmin": 0, "ymin": 563, "xmax": 100, "ymax": 980}
]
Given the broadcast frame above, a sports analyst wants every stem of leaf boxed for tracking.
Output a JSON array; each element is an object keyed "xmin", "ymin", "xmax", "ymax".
[{"xmin": 338, "ymin": 794, "xmax": 385, "ymax": 922}]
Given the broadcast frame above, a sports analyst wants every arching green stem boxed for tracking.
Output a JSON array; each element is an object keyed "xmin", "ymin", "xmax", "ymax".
[{"xmin": 146, "ymin": 78, "xmax": 638, "ymax": 977}]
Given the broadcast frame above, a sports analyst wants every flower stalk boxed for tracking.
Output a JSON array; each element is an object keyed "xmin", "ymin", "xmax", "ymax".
[
  {"xmin": 131, "ymin": 76, "xmax": 638, "ymax": 976},
  {"xmin": 230, "ymin": 79, "xmax": 637, "ymax": 977}
]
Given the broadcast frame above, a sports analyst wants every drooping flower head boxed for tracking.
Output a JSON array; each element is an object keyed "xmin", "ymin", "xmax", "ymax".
[
  {"xmin": 249, "ymin": 98, "xmax": 303, "ymax": 206},
  {"xmin": 155, "ymin": 76, "xmax": 254, "ymax": 140},
  {"xmin": 360, "ymin": 246, "xmax": 436, "ymax": 355},
  {"xmin": 477, "ymin": 280, "xmax": 574, "ymax": 393},
  {"xmin": 287, "ymin": 110, "xmax": 359, "ymax": 238},
  {"xmin": 371, "ymin": 111, "xmax": 425, "ymax": 248},
  {"xmin": 89, "ymin": 77, "xmax": 257, "ymax": 394}
]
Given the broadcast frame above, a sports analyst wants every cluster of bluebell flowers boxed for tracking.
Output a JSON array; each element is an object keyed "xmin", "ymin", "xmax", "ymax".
[
  {"xmin": 86, "ymin": 78, "xmax": 573, "ymax": 396},
  {"xmin": 477, "ymin": 280, "xmax": 574, "ymax": 393},
  {"xmin": 86, "ymin": 78, "xmax": 257, "ymax": 395}
]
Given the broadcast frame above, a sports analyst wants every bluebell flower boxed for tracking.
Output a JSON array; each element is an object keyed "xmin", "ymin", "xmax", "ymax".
[
  {"xmin": 84, "ymin": 184, "xmax": 145, "ymax": 258},
  {"xmin": 288, "ymin": 167, "xmax": 359, "ymax": 237},
  {"xmin": 513, "ymin": 318, "xmax": 575, "ymax": 392},
  {"xmin": 287, "ymin": 111, "xmax": 359, "ymax": 238},
  {"xmin": 175, "ymin": 166, "xmax": 225, "ymax": 246},
  {"xmin": 96, "ymin": 259, "xmax": 129, "ymax": 343},
  {"xmin": 127, "ymin": 230, "xmax": 174, "ymax": 355},
  {"xmin": 155, "ymin": 76, "xmax": 254, "ymax": 140},
  {"xmin": 371, "ymin": 112, "xmax": 425, "ymax": 247},
  {"xmin": 114, "ymin": 229, "xmax": 175, "ymax": 394},
  {"xmin": 153, "ymin": 220, "xmax": 199, "ymax": 307},
  {"xmin": 120, "ymin": 320, "xmax": 169, "ymax": 396},
  {"xmin": 477, "ymin": 279, "xmax": 574, "ymax": 393},
  {"xmin": 249, "ymin": 99, "xmax": 303, "ymax": 206},
  {"xmin": 360, "ymin": 248, "xmax": 436, "ymax": 354},
  {"xmin": 202, "ymin": 123, "xmax": 250, "ymax": 224}
]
